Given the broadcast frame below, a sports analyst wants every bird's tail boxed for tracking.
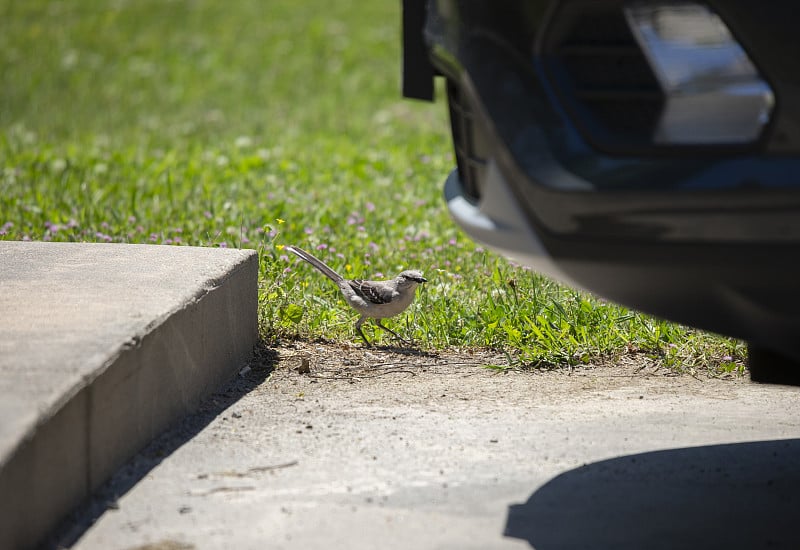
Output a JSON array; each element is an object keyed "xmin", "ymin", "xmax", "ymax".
[{"xmin": 285, "ymin": 245, "xmax": 344, "ymax": 283}]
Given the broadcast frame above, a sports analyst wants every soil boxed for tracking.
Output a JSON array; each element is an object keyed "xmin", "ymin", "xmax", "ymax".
[{"xmin": 259, "ymin": 339, "xmax": 747, "ymax": 405}]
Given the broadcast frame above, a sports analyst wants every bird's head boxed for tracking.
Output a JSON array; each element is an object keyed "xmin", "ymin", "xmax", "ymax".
[{"xmin": 396, "ymin": 270, "xmax": 427, "ymax": 287}]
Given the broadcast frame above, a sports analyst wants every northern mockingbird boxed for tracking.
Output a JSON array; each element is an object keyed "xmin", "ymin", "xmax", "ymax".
[{"xmin": 285, "ymin": 245, "xmax": 427, "ymax": 346}]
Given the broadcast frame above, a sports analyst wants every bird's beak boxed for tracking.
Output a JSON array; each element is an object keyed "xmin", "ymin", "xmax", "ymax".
[{"xmin": 418, "ymin": 276, "xmax": 427, "ymax": 283}]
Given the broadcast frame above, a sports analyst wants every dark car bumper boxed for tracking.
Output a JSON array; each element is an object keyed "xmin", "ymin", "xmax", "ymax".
[{"xmin": 403, "ymin": 0, "xmax": 800, "ymax": 371}]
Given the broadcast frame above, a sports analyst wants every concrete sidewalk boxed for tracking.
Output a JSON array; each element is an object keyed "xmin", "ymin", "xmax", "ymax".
[
  {"xmin": 64, "ymin": 343, "xmax": 800, "ymax": 550},
  {"xmin": 0, "ymin": 241, "xmax": 258, "ymax": 550}
]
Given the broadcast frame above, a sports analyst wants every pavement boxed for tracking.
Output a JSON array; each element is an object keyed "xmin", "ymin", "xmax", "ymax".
[
  {"xmin": 0, "ymin": 241, "xmax": 258, "ymax": 550},
  {"xmin": 55, "ymin": 343, "xmax": 800, "ymax": 550},
  {"xmin": 4, "ymin": 240, "xmax": 800, "ymax": 550}
]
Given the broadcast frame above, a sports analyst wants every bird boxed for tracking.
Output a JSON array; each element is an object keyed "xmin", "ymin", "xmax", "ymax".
[{"xmin": 284, "ymin": 245, "xmax": 427, "ymax": 346}]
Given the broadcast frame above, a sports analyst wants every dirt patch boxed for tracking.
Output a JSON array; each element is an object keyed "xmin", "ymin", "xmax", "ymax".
[{"xmin": 254, "ymin": 339, "xmax": 750, "ymax": 408}]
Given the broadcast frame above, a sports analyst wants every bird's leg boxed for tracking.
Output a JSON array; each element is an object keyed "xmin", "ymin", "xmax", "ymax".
[
  {"xmin": 374, "ymin": 319, "xmax": 413, "ymax": 345},
  {"xmin": 355, "ymin": 315, "xmax": 372, "ymax": 347}
]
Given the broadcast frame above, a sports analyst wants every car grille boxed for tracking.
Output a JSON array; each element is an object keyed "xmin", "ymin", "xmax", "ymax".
[
  {"xmin": 541, "ymin": 1, "xmax": 664, "ymax": 151},
  {"xmin": 446, "ymin": 80, "xmax": 490, "ymax": 203}
]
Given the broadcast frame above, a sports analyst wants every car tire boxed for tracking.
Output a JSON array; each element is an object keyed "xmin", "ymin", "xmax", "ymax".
[{"xmin": 748, "ymin": 344, "xmax": 800, "ymax": 386}]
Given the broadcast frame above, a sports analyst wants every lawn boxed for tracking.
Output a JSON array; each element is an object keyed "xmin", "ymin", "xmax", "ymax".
[{"xmin": 0, "ymin": 0, "xmax": 745, "ymax": 373}]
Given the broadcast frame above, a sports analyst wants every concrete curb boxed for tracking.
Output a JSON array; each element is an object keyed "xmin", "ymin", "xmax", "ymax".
[{"xmin": 0, "ymin": 242, "xmax": 259, "ymax": 550}]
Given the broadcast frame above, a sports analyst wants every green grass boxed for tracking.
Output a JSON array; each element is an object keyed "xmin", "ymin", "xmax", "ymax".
[{"xmin": 0, "ymin": 0, "xmax": 745, "ymax": 374}]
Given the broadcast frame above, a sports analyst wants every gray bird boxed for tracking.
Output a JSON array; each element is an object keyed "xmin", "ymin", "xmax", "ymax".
[{"xmin": 285, "ymin": 245, "xmax": 427, "ymax": 346}]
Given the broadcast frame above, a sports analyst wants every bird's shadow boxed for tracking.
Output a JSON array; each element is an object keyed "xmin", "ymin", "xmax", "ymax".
[
  {"xmin": 370, "ymin": 343, "xmax": 440, "ymax": 358},
  {"xmin": 504, "ymin": 438, "xmax": 800, "ymax": 549}
]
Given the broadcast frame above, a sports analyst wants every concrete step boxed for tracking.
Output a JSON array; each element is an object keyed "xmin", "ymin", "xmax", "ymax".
[{"xmin": 0, "ymin": 241, "xmax": 258, "ymax": 550}]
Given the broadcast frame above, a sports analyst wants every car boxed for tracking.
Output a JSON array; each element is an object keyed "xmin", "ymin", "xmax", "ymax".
[{"xmin": 402, "ymin": 0, "xmax": 800, "ymax": 384}]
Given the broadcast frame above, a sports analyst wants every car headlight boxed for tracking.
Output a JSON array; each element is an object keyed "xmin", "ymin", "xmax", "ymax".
[{"xmin": 625, "ymin": 2, "xmax": 774, "ymax": 144}]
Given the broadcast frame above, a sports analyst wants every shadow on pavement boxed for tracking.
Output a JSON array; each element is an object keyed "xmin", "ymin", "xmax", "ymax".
[
  {"xmin": 45, "ymin": 341, "xmax": 278, "ymax": 549},
  {"xmin": 505, "ymin": 438, "xmax": 800, "ymax": 549}
]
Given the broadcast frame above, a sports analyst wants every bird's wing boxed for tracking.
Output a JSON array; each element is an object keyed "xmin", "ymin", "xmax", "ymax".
[{"xmin": 348, "ymin": 280, "xmax": 395, "ymax": 305}]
